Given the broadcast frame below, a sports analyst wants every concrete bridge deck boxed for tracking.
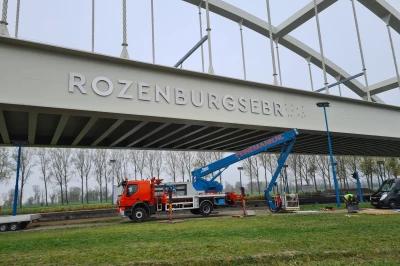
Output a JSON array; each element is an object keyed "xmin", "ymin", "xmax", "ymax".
[{"xmin": 0, "ymin": 36, "xmax": 399, "ymax": 156}]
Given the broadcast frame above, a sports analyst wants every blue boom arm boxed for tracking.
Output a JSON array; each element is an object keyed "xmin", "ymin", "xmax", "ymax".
[{"xmin": 191, "ymin": 129, "xmax": 299, "ymax": 195}]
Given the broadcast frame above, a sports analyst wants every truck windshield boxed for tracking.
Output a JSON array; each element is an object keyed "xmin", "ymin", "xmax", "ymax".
[{"xmin": 377, "ymin": 180, "xmax": 395, "ymax": 192}]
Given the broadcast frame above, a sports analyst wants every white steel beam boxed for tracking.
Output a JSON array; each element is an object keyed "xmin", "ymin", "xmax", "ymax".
[
  {"xmin": 369, "ymin": 77, "xmax": 399, "ymax": 96},
  {"xmin": 183, "ymin": 0, "xmax": 383, "ymax": 103},
  {"xmin": 358, "ymin": 0, "xmax": 400, "ymax": 35},
  {"xmin": 111, "ymin": 121, "xmax": 147, "ymax": 147},
  {"xmin": 275, "ymin": 0, "xmax": 337, "ymax": 38},
  {"xmin": 72, "ymin": 117, "xmax": 98, "ymax": 146},
  {"xmin": 127, "ymin": 123, "xmax": 170, "ymax": 147},
  {"xmin": 91, "ymin": 119, "xmax": 124, "ymax": 146},
  {"xmin": 0, "ymin": 110, "xmax": 10, "ymax": 144},
  {"xmin": 51, "ymin": 114, "xmax": 69, "ymax": 145}
]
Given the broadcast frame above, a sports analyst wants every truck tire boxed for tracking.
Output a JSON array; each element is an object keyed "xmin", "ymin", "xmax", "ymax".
[
  {"xmin": 0, "ymin": 224, "xmax": 7, "ymax": 232},
  {"xmin": 199, "ymin": 201, "xmax": 213, "ymax": 216},
  {"xmin": 190, "ymin": 209, "xmax": 200, "ymax": 215},
  {"xmin": 389, "ymin": 200, "xmax": 397, "ymax": 209},
  {"xmin": 9, "ymin": 223, "xmax": 19, "ymax": 231},
  {"xmin": 19, "ymin": 222, "xmax": 29, "ymax": 230},
  {"xmin": 132, "ymin": 208, "xmax": 147, "ymax": 223}
]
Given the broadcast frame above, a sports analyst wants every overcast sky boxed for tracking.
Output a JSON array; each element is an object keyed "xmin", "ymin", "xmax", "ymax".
[{"xmin": 1, "ymin": 0, "xmax": 399, "ymax": 203}]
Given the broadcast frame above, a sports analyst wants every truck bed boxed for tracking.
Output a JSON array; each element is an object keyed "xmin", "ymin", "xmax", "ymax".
[{"xmin": 0, "ymin": 214, "xmax": 41, "ymax": 223}]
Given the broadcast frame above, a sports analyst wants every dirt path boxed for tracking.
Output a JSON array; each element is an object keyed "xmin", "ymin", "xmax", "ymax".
[{"xmin": 23, "ymin": 207, "xmax": 398, "ymax": 232}]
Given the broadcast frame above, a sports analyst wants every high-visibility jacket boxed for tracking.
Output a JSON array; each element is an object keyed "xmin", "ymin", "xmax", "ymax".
[{"xmin": 344, "ymin": 194, "xmax": 354, "ymax": 201}]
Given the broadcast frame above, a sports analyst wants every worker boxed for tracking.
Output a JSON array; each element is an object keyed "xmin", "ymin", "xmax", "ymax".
[{"xmin": 343, "ymin": 192, "xmax": 358, "ymax": 204}]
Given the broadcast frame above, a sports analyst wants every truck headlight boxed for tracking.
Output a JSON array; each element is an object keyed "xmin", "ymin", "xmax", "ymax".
[{"xmin": 380, "ymin": 193, "xmax": 387, "ymax": 201}]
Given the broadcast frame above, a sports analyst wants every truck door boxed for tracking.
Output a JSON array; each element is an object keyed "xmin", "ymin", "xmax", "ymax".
[{"xmin": 125, "ymin": 184, "xmax": 139, "ymax": 206}]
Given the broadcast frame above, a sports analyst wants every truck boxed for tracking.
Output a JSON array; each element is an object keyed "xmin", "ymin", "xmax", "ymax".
[
  {"xmin": 0, "ymin": 214, "xmax": 41, "ymax": 232},
  {"xmin": 117, "ymin": 129, "xmax": 300, "ymax": 222},
  {"xmin": 370, "ymin": 178, "xmax": 400, "ymax": 209}
]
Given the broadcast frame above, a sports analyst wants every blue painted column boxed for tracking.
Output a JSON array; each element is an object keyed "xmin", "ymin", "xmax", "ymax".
[
  {"xmin": 323, "ymin": 107, "xmax": 341, "ymax": 207},
  {"xmin": 12, "ymin": 145, "xmax": 22, "ymax": 216}
]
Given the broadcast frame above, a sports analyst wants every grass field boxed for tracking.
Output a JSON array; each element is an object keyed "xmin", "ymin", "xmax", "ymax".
[{"xmin": 1, "ymin": 213, "xmax": 399, "ymax": 265}]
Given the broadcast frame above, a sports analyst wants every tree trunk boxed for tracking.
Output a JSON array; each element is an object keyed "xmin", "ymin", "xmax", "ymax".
[
  {"xmin": 60, "ymin": 183, "xmax": 64, "ymax": 205},
  {"xmin": 100, "ymin": 176, "xmax": 103, "ymax": 203},
  {"xmin": 81, "ymin": 169, "xmax": 84, "ymax": 204},
  {"xmin": 327, "ymin": 168, "xmax": 332, "ymax": 190},
  {"xmin": 19, "ymin": 178, "xmax": 24, "ymax": 208},
  {"xmin": 86, "ymin": 176, "xmax": 89, "ymax": 204},
  {"xmin": 264, "ymin": 168, "xmax": 268, "ymax": 188},
  {"xmin": 44, "ymin": 179, "xmax": 48, "ymax": 206},
  {"xmin": 64, "ymin": 175, "xmax": 69, "ymax": 205},
  {"xmin": 322, "ymin": 172, "xmax": 327, "ymax": 190},
  {"xmin": 313, "ymin": 173, "xmax": 317, "ymax": 192}
]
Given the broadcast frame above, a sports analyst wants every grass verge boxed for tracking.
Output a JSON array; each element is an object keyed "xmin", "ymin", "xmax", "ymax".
[
  {"xmin": 0, "ymin": 203, "xmax": 115, "ymax": 215},
  {"xmin": 0, "ymin": 212, "xmax": 399, "ymax": 265}
]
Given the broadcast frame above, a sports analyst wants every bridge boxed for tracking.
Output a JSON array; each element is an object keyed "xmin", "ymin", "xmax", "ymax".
[{"xmin": 0, "ymin": 0, "xmax": 399, "ymax": 157}]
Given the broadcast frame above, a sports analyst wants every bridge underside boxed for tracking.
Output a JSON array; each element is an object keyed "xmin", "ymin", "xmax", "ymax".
[{"xmin": 1, "ymin": 103, "xmax": 399, "ymax": 157}]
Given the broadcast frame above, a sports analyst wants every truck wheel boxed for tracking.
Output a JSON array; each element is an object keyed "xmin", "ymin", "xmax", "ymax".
[
  {"xmin": 19, "ymin": 222, "xmax": 29, "ymax": 230},
  {"xmin": 199, "ymin": 201, "xmax": 213, "ymax": 216},
  {"xmin": 9, "ymin": 223, "xmax": 19, "ymax": 231},
  {"xmin": 0, "ymin": 224, "xmax": 7, "ymax": 232},
  {"xmin": 132, "ymin": 208, "xmax": 147, "ymax": 223},
  {"xmin": 389, "ymin": 200, "xmax": 397, "ymax": 209},
  {"xmin": 190, "ymin": 209, "xmax": 200, "ymax": 215}
]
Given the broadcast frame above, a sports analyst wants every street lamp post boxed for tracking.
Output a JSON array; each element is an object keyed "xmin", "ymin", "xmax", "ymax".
[
  {"xmin": 316, "ymin": 102, "xmax": 341, "ymax": 207},
  {"xmin": 11, "ymin": 140, "xmax": 29, "ymax": 216},
  {"xmin": 110, "ymin": 159, "xmax": 116, "ymax": 205}
]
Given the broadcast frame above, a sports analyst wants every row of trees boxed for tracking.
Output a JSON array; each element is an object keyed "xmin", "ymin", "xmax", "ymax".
[{"xmin": 0, "ymin": 146, "xmax": 399, "ymax": 206}]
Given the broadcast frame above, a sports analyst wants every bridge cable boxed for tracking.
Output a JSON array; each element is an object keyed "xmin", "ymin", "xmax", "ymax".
[
  {"xmin": 121, "ymin": 0, "xmax": 130, "ymax": 59},
  {"xmin": 15, "ymin": 0, "xmax": 20, "ymax": 38},
  {"xmin": 306, "ymin": 56, "xmax": 314, "ymax": 91},
  {"xmin": 313, "ymin": 0, "xmax": 329, "ymax": 94},
  {"xmin": 275, "ymin": 37, "xmax": 283, "ymax": 86},
  {"xmin": 92, "ymin": 0, "xmax": 95, "ymax": 53},
  {"xmin": 350, "ymin": 0, "xmax": 370, "ymax": 101},
  {"xmin": 205, "ymin": 0, "xmax": 215, "ymax": 74},
  {"xmin": 238, "ymin": 19, "xmax": 247, "ymax": 80},
  {"xmin": 198, "ymin": 4, "xmax": 205, "ymax": 72},
  {"xmin": 0, "ymin": 0, "xmax": 9, "ymax": 37},
  {"xmin": 265, "ymin": 0, "xmax": 278, "ymax": 86},
  {"xmin": 384, "ymin": 15, "xmax": 400, "ymax": 93},
  {"xmin": 151, "ymin": 0, "xmax": 155, "ymax": 64}
]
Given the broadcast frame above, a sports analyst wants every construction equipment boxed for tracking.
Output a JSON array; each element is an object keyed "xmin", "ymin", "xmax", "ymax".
[
  {"xmin": 117, "ymin": 129, "xmax": 300, "ymax": 222},
  {"xmin": 191, "ymin": 128, "xmax": 300, "ymax": 212}
]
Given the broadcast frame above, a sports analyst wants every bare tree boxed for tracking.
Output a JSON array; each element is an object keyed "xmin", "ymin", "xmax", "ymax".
[
  {"xmin": 59, "ymin": 149, "xmax": 73, "ymax": 204},
  {"xmin": 177, "ymin": 151, "xmax": 186, "ymax": 182},
  {"xmin": 184, "ymin": 151, "xmax": 195, "ymax": 181},
  {"xmin": 308, "ymin": 156, "xmax": 318, "ymax": 191},
  {"xmin": 316, "ymin": 155, "xmax": 328, "ymax": 190},
  {"xmin": 258, "ymin": 153, "xmax": 269, "ymax": 187},
  {"xmin": 32, "ymin": 185, "xmax": 41, "ymax": 205},
  {"xmin": 49, "ymin": 149, "xmax": 64, "ymax": 205},
  {"xmin": 300, "ymin": 155, "xmax": 310, "ymax": 186},
  {"xmin": 135, "ymin": 150, "xmax": 148, "ymax": 180},
  {"xmin": 0, "ymin": 147, "xmax": 12, "ymax": 184},
  {"xmin": 287, "ymin": 154, "xmax": 299, "ymax": 193},
  {"xmin": 165, "ymin": 151, "xmax": 178, "ymax": 182},
  {"xmin": 37, "ymin": 148, "xmax": 51, "ymax": 206},
  {"xmin": 12, "ymin": 147, "xmax": 36, "ymax": 208},
  {"xmin": 243, "ymin": 157, "xmax": 254, "ymax": 194},
  {"xmin": 130, "ymin": 150, "xmax": 139, "ymax": 180},
  {"xmin": 146, "ymin": 150, "xmax": 157, "ymax": 178},
  {"xmin": 154, "ymin": 151, "xmax": 164, "ymax": 178},
  {"xmin": 251, "ymin": 156, "xmax": 261, "ymax": 194},
  {"xmin": 194, "ymin": 151, "xmax": 209, "ymax": 179},
  {"xmin": 93, "ymin": 149, "xmax": 105, "ymax": 202},
  {"xmin": 72, "ymin": 149, "xmax": 92, "ymax": 204},
  {"xmin": 103, "ymin": 150, "xmax": 112, "ymax": 202},
  {"xmin": 211, "ymin": 152, "xmax": 224, "ymax": 183}
]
